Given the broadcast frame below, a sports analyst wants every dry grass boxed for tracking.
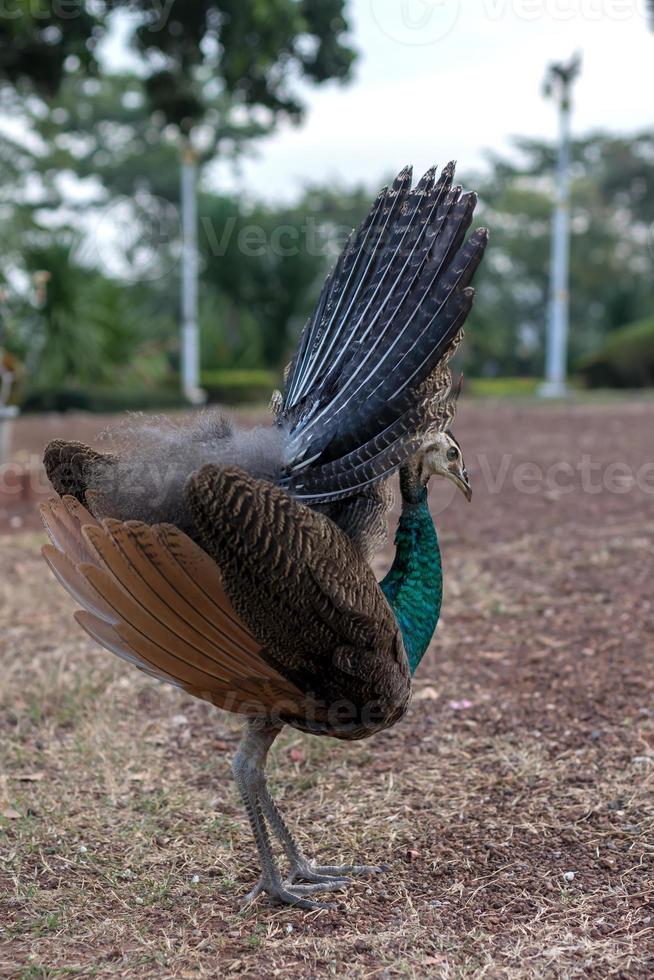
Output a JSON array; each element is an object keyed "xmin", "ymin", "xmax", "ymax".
[{"xmin": 1, "ymin": 401, "xmax": 654, "ymax": 978}]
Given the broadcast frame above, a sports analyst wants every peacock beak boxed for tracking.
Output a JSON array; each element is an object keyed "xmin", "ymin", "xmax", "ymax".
[{"xmin": 453, "ymin": 468, "xmax": 472, "ymax": 502}]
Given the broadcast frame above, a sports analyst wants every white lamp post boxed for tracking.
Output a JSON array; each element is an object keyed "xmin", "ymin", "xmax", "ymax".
[
  {"xmin": 180, "ymin": 140, "xmax": 205, "ymax": 405},
  {"xmin": 540, "ymin": 53, "xmax": 581, "ymax": 398}
]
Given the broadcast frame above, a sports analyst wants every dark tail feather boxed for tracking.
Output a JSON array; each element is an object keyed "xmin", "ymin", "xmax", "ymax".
[
  {"xmin": 287, "ymin": 407, "xmax": 428, "ymax": 501},
  {"xmin": 280, "ymin": 164, "xmax": 488, "ymax": 499},
  {"xmin": 283, "ymin": 167, "xmax": 414, "ymax": 416},
  {"xmin": 287, "ymin": 293, "xmax": 476, "ymax": 501}
]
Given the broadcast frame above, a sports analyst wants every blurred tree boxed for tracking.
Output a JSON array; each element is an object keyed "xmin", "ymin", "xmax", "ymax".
[
  {"xmin": 0, "ymin": 0, "xmax": 357, "ymax": 389},
  {"xmin": 2, "ymin": 17, "xmax": 654, "ymax": 388},
  {"xmin": 125, "ymin": 0, "xmax": 356, "ymax": 132},
  {"xmin": 0, "ymin": 1, "xmax": 356, "ymax": 390},
  {"xmin": 198, "ymin": 193, "xmax": 329, "ymax": 366},
  {"xmin": 0, "ymin": 1, "xmax": 101, "ymax": 98},
  {"xmin": 463, "ymin": 133, "xmax": 654, "ymax": 377},
  {"xmin": 0, "ymin": 2, "xmax": 356, "ymax": 124},
  {"xmin": 196, "ymin": 176, "xmax": 383, "ymax": 369},
  {"xmin": 4, "ymin": 232, "xmax": 166, "ymax": 389},
  {"xmin": 3, "ymin": 70, "xmax": 261, "ymax": 208},
  {"xmin": 0, "ymin": 2, "xmax": 357, "ymax": 234}
]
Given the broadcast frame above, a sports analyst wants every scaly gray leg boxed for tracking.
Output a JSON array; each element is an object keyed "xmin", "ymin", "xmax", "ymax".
[
  {"xmin": 232, "ymin": 719, "xmax": 344, "ymax": 909},
  {"xmin": 230, "ymin": 718, "xmax": 384, "ymax": 910},
  {"xmin": 257, "ymin": 782, "xmax": 383, "ymax": 884}
]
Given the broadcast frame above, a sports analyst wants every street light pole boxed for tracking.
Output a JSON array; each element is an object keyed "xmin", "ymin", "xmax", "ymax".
[
  {"xmin": 540, "ymin": 53, "xmax": 581, "ymax": 398},
  {"xmin": 180, "ymin": 140, "xmax": 204, "ymax": 405}
]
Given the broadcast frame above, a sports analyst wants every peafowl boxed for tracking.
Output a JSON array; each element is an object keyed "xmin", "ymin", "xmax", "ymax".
[{"xmin": 41, "ymin": 163, "xmax": 487, "ymax": 910}]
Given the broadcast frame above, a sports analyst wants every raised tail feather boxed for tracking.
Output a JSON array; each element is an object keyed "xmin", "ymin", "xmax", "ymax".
[{"xmin": 279, "ymin": 163, "xmax": 488, "ymax": 503}]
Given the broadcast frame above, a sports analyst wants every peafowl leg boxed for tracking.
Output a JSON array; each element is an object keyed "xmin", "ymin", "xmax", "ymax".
[
  {"xmin": 258, "ymin": 786, "xmax": 383, "ymax": 884},
  {"xmin": 231, "ymin": 719, "xmax": 348, "ymax": 910},
  {"xmin": 230, "ymin": 718, "xmax": 384, "ymax": 910}
]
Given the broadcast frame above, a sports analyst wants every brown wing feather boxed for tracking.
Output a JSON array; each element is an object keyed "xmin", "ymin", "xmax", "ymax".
[
  {"xmin": 74, "ymin": 611, "xmax": 191, "ymax": 687},
  {"xmin": 42, "ymin": 544, "xmax": 116, "ymax": 622},
  {"xmin": 40, "ymin": 497, "xmax": 100, "ymax": 566},
  {"xmin": 41, "ymin": 493, "xmax": 311, "ymax": 718},
  {"xmin": 80, "ymin": 524, "xmax": 263, "ymax": 677},
  {"xmin": 88, "ymin": 520, "xmax": 267, "ymax": 671}
]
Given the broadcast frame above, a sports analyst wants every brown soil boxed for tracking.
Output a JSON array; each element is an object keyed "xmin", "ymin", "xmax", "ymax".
[{"xmin": 1, "ymin": 399, "xmax": 653, "ymax": 977}]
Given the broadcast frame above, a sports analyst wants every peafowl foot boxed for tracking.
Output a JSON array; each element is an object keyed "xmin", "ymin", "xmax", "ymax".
[
  {"xmin": 289, "ymin": 859, "xmax": 385, "ymax": 885},
  {"xmin": 240, "ymin": 874, "xmax": 346, "ymax": 911}
]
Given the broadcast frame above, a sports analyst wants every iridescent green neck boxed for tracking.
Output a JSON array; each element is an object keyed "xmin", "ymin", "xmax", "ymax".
[{"xmin": 380, "ymin": 469, "xmax": 442, "ymax": 675}]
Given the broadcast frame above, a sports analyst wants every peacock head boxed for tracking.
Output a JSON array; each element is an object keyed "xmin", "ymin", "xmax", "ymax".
[{"xmin": 415, "ymin": 430, "xmax": 471, "ymax": 502}]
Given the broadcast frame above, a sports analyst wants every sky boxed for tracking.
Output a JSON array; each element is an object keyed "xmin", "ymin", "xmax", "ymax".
[
  {"xmin": 199, "ymin": 0, "xmax": 653, "ymax": 200},
  {"xmin": 4, "ymin": 1, "xmax": 651, "ymax": 204}
]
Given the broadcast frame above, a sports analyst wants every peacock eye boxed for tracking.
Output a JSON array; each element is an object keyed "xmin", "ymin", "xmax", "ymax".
[{"xmin": 446, "ymin": 446, "xmax": 459, "ymax": 461}]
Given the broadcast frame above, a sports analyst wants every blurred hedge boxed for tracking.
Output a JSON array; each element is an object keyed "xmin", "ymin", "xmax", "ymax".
[
  {"xmin": 466, "ymin": 377, "xmax": 540, "ymax": 398},
  {"xmin": 21, "ymin": 370, "xmax": 279, "ymax": 413},
  {"xmin": 579, "ymin": 317, "xmax": 654, "ymax": 388},
  {"xmin": 21, "ymin": 386, "xmax": 187, "ymax": 413},
  {"xmin": 201, "ymin": 369, "xmax": 278, "ymax": 405}
]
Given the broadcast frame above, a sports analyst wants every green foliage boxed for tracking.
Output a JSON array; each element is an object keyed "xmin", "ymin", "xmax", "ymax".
[
  {"xmin": 129, "ymin": 0, "xmax": 356, "ymax": 127},
  {"xmin": 466, "ymin": 377, "xmax": 541, "ymax": 398},
  {"xmin": 0, "ymin": 0, "xmax": 100, "ymax": 98},
  {"xmin": 3, "ymin": 40, "xmax": 654, "ymax": 396},
  {"xmin": 579, "ymin": 316, "xmax": 654, "ymax": 388},
  {"xmin": 197, "ymin": 192, "xmax": 328, "ymax": 367},
  {"xmin": 2, "ymin": 233, "xmax": 176, "ymax": 398},
  {"xmin": 19, "ymin": 237, "xmax": 165, "ymax": 388},
  {"xmin": 22, "ymin": 386, "xmax": 186, "ymax": 414},
  {"xmin": 199, "ymin": 292, "xmax": 264, "ymax": 371},
  {"xmin": 14, "ymin": 69, "xmax": 267, "ymax": 208},
  {"xmin": 0, "ymin": 0, "xmax": 358, "ymax": 402},
  {"xmin": 0, "ymin": 1, "xmax": 356, "ymax": 132},
  {"xmin": 464, "ymin": 132, "xmax": 654, "ymax": 378},
  {"xmin": 201, "ymin": 369, "xmax": 278, "ymax": 405}
]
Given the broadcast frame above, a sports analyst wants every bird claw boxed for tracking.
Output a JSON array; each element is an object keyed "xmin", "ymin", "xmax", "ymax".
[
  {"xmin": 291, "ymin": 860, "xmax": 386, "ymax": 883},
  {"xmin": 286, "ymin": 862, "xmax": 350, "ymax": 886},
  {"xmin": 240, "ymin": 875, "xmax": 343, "ymax": 911}
]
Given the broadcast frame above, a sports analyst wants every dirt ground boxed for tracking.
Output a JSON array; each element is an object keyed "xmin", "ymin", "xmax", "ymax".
[{"xmin": 1, "ymin": 398, "xmax": 653, "ymax": 978}]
